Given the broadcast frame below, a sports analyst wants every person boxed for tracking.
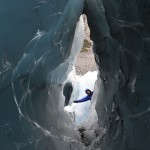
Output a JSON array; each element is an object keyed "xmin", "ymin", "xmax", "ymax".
[{"xmin": 73, "ymin": 89, "xmax": 93, "ymax": 103}]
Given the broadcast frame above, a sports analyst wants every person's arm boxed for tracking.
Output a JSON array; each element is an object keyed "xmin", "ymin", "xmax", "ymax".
[{"xmin": 73, "ymin": 96, "xmax": 91, "ymax": 103}]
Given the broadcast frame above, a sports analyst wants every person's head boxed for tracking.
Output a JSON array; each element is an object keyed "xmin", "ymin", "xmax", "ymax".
[{"xmin": 85, "ymin": 89, "xmax": 92, "ymax": 96}]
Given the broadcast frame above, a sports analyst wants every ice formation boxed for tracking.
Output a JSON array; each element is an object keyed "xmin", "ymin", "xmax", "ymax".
[
  {"xmin": 0, "ymin": 0, "xmax": 150, "ymax": 150},
  {"xmin": 0, "ymin": 1, "xmax": 85, "ymax": 149},
  {"xmin": 64, "ymin": 71, "xmax": 98, "ymax": 125}
]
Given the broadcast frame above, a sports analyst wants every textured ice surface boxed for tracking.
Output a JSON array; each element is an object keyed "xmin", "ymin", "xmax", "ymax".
[
  {"xmin": 48, "ymin": 16, "xmax": 84, "ymax": 84},
  {"xmin": 1, "ymin": 0, "xmax": 150, "ymax": 150},
  {"xmin": 84, "ymin": 0, "xmax": 150, "ymax": 150},
  {"xmin": 0, "ymin": 0, "xmax": 85, "ymax": 149}
]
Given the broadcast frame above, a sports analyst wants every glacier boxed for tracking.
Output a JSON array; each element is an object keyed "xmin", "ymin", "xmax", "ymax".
[{"xmin": 0, "ymin": 0, "xmax": 150, "ymax": 150}]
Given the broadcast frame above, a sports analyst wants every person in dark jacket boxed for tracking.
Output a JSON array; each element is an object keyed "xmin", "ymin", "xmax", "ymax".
[{"xmin": 73, "ymin": 89, "xmax": 93, "ymax": 103}]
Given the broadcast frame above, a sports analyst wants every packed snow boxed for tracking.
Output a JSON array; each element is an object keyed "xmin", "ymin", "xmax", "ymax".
[{"xmin": 64, "ymin": 71, "xmax": 98, "ymax": 125}]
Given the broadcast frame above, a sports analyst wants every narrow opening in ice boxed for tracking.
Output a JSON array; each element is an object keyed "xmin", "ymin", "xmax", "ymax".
[
  {"xmin": 64, "ymin": 15, "xmax": 98, "ymax": 126},
  {"xmin": 64, "ymin": 71, "xmax": 97, "ymax": 126}
]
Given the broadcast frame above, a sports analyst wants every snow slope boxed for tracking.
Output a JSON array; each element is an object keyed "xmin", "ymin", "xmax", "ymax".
[{"xmin": 64, "ymin": 71, "xmax": 97, "ymax": 125}]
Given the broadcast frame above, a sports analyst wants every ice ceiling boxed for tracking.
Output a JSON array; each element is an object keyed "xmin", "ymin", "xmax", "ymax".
[{"xmin": 0, "ymin": 0, "xmax": 150, "ymax": 150}]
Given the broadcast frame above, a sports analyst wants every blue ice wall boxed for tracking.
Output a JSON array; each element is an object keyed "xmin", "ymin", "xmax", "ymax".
[
  {"xmin": 0, "ymin": 0, "xmax": 85, "ymax": 149},
  {"xmin": 84, "ymin": 0, "xmax": 150, "ymax": 149}
]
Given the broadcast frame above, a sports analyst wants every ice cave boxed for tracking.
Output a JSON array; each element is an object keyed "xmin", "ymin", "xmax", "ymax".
[{"xmin": 0, "ymin": 0, "xmax": 150, "ymax": 150}]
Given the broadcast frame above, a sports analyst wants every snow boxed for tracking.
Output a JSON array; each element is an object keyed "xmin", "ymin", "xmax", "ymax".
[{"xmin": 64, "ymin": 71, "xmax": 98, "ymax": 125}]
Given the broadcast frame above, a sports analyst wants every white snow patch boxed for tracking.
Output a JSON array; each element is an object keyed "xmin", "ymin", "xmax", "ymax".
[{"xmin": 64, "ymin": 71, "xmax": 98, "ymax": 125}]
